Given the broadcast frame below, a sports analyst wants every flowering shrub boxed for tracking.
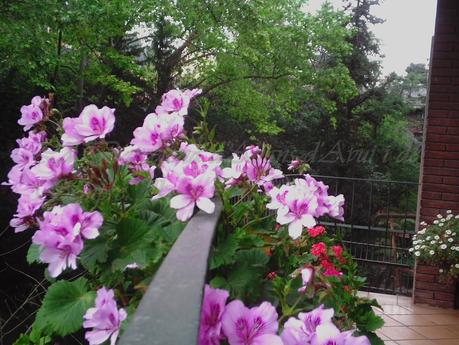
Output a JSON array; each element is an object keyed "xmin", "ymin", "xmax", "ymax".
[
  {"xmin": 5, "ymin": 90, "xmax": 384, "ymax": 345},
  {"xmin": 410, "ymin": 210, "xmax": 459, "ymax": 279}
]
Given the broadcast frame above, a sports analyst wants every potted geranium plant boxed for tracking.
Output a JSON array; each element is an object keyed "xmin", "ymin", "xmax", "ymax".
[{"xmin": 5, "ymin": 90, "xmax": 384, "ymax": 345}]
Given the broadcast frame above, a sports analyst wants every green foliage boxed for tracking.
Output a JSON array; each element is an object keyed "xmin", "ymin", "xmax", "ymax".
[
  {"xmin": 32, "ymin": 278, "xmax": 95, "ymax": 337},
  {"xmin": 27, "ymin": 244, "xmax": 40, "ymax": 264}
]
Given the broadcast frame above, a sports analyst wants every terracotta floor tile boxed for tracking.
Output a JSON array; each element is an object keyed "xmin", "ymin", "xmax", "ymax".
[
  {"xmin": 390, "ymin": 315, "xmax": 436, "ymax": 326},
  {"xmin": 384, "ymin": 341, "xmax": 398, "ymax": 345},
  {"xmin": 379, "ymin": 326, "xmax": 426, "ymax": 340},
  {"xmin": 410, "ymin": 326, "xmax": 459, "ymax": 340},
  {"xmin": 380, "ymin": 305, "xmax": 414, "ymax": 315},
  {"xmin": 430, "ymin": 314, "xmax": 459, "ymax": 326},
  {"xmin": 395, "ymin": 340, "xmax": 436, "ymax": 345},
  {"xmin": 431, "ymin": 340, "xmax": 459, "ymax": 345},
  {"xmin": 381, "ymin": 314, "xmax": 404, "ymax": 326},
  {"xmin": 377, "ymin": 330, "xmax": 390, "ymax": 340},
  {"xmin": 404, "ymin": 305, "xmax": 458, "ymax": 315}
]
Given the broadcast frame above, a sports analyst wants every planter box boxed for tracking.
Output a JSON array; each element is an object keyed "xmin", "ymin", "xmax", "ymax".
[{"xmin": 414, "ymin": 263, "xmax": 457, "ymax": 308}]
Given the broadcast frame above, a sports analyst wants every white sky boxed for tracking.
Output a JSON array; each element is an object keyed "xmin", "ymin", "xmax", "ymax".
[{"xmin": 304, "ymin": 0, "xmax": 438, "ymax": 76}]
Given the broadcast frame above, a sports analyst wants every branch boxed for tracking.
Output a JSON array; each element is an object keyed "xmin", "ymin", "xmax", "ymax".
[{"xmin": 199, "ymin": 73, "xmax": 291, "ymax": 97}]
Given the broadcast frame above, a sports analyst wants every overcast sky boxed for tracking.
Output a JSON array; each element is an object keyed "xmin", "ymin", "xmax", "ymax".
[{"xmin": 304, "ymin": 0, "xmax": 438, "ymax": 76}]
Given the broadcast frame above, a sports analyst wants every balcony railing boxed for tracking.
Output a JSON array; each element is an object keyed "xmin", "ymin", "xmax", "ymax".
[{"xmin": 118, "ymin": 200, "xmax": 222, "ymax": 345}]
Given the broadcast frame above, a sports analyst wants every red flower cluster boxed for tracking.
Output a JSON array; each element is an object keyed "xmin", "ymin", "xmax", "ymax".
[
  {"xmin": 332, "ymin": 245, "xmax": 346, "ymax": 264},
  {"xmin": 308, "ymin": 225, "xmax": 326, "ymax": 238},
  {"xmin": 311, "ymin": 242, "xmax": 327, "ymax": 257},
  {"xmin": 320, "ymin": 260, "xmax": 342, "ymax": 277}
]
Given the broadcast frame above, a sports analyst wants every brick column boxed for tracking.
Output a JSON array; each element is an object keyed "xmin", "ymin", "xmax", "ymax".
[{"xmin": 414, "ymin": 0, "xmax": 459, "ymax": 308}]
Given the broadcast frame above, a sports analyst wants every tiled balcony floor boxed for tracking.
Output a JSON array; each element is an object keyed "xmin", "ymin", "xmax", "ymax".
[{"xmin": 358, "ymin": 292, "xmax": 459, "ymax": 345}]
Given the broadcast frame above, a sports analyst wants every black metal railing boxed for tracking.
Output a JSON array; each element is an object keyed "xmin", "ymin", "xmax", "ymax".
[
  {"xmin": 118, "ymin": 200, "xmax": 222, "ymax": 345},
  {"xmin": 276, "ymin": 174, "xmax": 419, "ymax": 295},
  {"xmin": 314, "ymin": 175, "xmax": 418, "ymax": 295}
]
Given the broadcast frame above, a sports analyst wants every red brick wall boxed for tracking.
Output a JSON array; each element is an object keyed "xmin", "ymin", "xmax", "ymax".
[{"xmin": 414, "ymin": 0, "xmax": 459, "ymax": 308}]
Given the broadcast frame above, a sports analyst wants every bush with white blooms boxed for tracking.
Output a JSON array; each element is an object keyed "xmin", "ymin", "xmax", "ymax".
[{"xmin": 410, "ymin": 210, "xmax": 459, "ymax": 279}]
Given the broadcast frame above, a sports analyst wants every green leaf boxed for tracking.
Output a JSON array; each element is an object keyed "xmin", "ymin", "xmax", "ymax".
[
  {"xmin": 80, "ymin": 236, "xmax": 109, "ymax": 272},
  {"xmin": 209, "ymin": 234, "xmax": 239, "ymax": 269},
  {"xmin": 27, "ymin": 244, "xmax": 40, "ymax": 264},
  {"xmin": 209, "ymin": 276, "xmax": 230, "ymax": 290},
  {"xmin": 33, "ymin": 278, "xmax": 95, "ymax": 337},
  {"xmin": 235, "ymin": 248, "xmax": 269, "ymax": 267},
  {"xmin": 354, "ymin": 309, "xmax": 385, "ymax": 332}
]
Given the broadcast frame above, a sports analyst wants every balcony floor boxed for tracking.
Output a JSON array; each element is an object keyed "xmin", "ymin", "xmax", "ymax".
[{"xmin": 358, "ymin": 292, "xmax": 459, "ymax": 345}]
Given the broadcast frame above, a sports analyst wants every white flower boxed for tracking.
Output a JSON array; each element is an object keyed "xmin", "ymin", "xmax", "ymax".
[
  {"xmin": 448, "ymin": 238, "xmax": 454, "ymax": 242},
  {"xmin": 456, "ymin": 247, "xmax": 459, "ymax": 251},
  {"xmin": 437, "ymin": 214, "xmax": 443, "ymax": 219},
  {"xmin": 415, "ymin": 251, "xmax": 421, "ymax": 256},
  {"xmin": 409, "ymin": 248, "xmax": 414, "ymax": 252},
  {"xmin": 439, "ymin": 269, "xmax": 444, "ymax": 273},
  {"xmin": 435, "ymin": 235, "xmax": 440, "ymax": 240},
  {"xmin": 431, "ymin": 240, "xmax": 436, "ymax": 245},
  {"xmin": 455, "ymin": 215, "xmax": 459, "ymax": 219},
  {"xmin": 415, "ymin": 245, "xmax": 420, "ymax": 250},
  {"xmin": 421, "ymin": 221, "xmax": 427, "ymax": 226},
  {"xmin": 439, "ymin": 223, "xmax": 444, "ymax": 227},
  {"xmin": 447, "ymin": 214, "xmax": 453, "ymax": 220},
  {"xmin": 421, "ymin": 245, "xmax": 426, "ymax": 249},
  {"xmin": 446, "ymin": 230, "xmax": 452, "ymax": 235},
  {"xmin": 440, "ymin": 218, "xmax": 446, "ymax": 223},
  {"xmin": 434, "ymin": 220, "xmax": 439, "ymax": 224},
  {"xmin": 455, "ymin": 264, "xmax": 459, "ymax": 268},
  {"xmin": 452, "ymin": 246, "xmax": 456, "ymax": 250},
  {"xmin": 447, "ymin": 210, "xmax": 452, "ymax": 214},
  {"xmin": 429, "ymin": 250, "xmax": 435, "ymax": 255},
  {"xmin": 440, "ymin": 244, "xmax": 447, "ymax": 249},
  {"xmin": 426, "ymin": 236, "xmax": 431, "ymax": 240}
]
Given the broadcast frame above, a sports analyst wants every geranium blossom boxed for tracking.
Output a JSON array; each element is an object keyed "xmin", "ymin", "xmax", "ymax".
[
  {"xmin": 222, "ymin": 146, "xmax": 283, "ymax": 188},
  {"xmin": 32, "ymin": 204, "xmax": 103, "ymax": 277},
  {"xmin": 221, "ymin": 300, "xmax": 283, "ymax": 345},
  {"xmin": 153, "ymin": 144, "xmax": 222, "ymax": 220},
  {"xmin": 199, "ymin": 285, "xmax": 229, "ymax": 345},
  {"xmin": 62, "ymin": 105, "xmax": 115, "ymax": 145},
  {"xmin": 267, "ymin": 176, "xmax": 344, "ymax": 239},
  {"xmin": 32, "ymin": 147, "xmax": 76, "ymax": 182},
  {"xmin": 159, "ymin": 88, "xmax": 201, "ymax": 116},
  {"xmin": 18, "ymin": 96, "xmax": 46, "ymax": 131},
  {"xmin": 170, "ymin": 172, "xmax": 216, "ymax": 221},
  {"xmin": 83, "ymin": 287, "xmax": 127, "ymax": 345},
  {"xmin": 131, "ymin": 112, "xmax": 184, "ymax": 153},
  {"xmin": 16, "ymin": 131, "xmax": 46, "ymax": 155},
  {"xmin": 10, "ymin": 148, "xmax": 35, "ymax": 169},
  {"xmin": 298, "ymin": 267, "xmax": 313, "ymax": 293},
  {"xmin": 10, "ymin": 192, "xmax": 45, "ymax": 232},
  {"xmin": 281, "ymin": 305, "xmax": 334, "ymax": 345}
]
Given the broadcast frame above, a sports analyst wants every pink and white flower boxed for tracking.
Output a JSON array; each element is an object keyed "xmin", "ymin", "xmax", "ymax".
[
  {"xmin": 170, "ymin": 172, "xmax": 216, "ymax": 221},
  {"xmin": 10, "ymin": 192, "xmax": 45, "ymax": 232},
  {"xmin": 16, "ymin": 131, "xmax": 46, "ymax": 155},
  {"xmin": 18, "ymin": 96, "xmax": 46, "ymax": 131},
  {"xmin": 298, "ymin": 267, "xmax": 313, "ymax": 293},
  {"xmin": 222, "ymin": 300, "xmax": 283, "ymax": 345},
  {"xmin": 267, "ymin": 176, "xmax": 344, "ymax": 239},
  {"xmin": 32, "ymin": 203, "xmax": 103, "ymax": 277},
  {"xmin": 222, "ymin": 146, "xmax": 283, "ymax": 188},
  {"xmin": 199, "ymin": 285, "xmax": 229, "ymax": 345},
  {"xmin": 62, "ymin": 105, "xmax": 115, "ymax": 145},
  {"xmin": 281, "ymin": 305, "xmax": 334, "ymax": 345},
  {"xmin": 32, "ymin": 147, "xmax": 76, "ymax": 182},
  {"xmin": 83, "ymin": 287, "xmax": 127, "ymax": 345},
  {"xmin": 159, "ymin": 88, "xmax": 201, "ymax": 116},
  {"xmin": 10, "ymin": 148, "xmax": 35, "ymax": 169}
]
